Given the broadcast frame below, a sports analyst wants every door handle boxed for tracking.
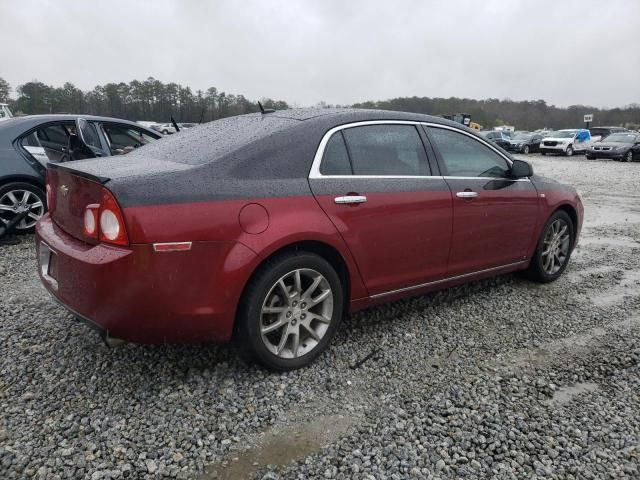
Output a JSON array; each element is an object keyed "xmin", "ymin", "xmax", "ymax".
[
  {"xmin": 334, "ymin": 195, "xmax": 367, "ymax": 204},
  {"xmin": 456, "ymin": 191, "xmax": 478, "ymax": 199}
]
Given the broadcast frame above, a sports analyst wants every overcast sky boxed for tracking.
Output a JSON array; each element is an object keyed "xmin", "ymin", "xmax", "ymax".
[{"xmin": 1, "ymin": 0, "xmax": 638, "ymax": 108}]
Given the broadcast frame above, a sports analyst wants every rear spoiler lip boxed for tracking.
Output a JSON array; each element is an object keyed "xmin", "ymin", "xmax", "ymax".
[{"xmin": 47, "ymin": 162, "xmax": 111, "ymax": 185}]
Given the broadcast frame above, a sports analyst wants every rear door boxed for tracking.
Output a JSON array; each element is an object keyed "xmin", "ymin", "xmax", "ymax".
[
  {"xmin": 309, "ymin": 122, "xmax": 453, "ymax": 296},
  {"xmin": 425, "ymin": 125, "xmax": 539, "ymax": 276}
]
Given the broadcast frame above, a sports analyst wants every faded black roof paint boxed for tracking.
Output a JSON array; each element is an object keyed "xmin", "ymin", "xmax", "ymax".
[{"xmin": 55, "ymin": 108, "xmax": 470, "ymax": 207}]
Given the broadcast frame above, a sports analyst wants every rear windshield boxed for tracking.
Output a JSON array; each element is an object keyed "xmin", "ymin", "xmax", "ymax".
[
  {"xmin": 603, "ymin": 133, "xmax": 637, "ymax": 143},
  {"xmin": 125, "ymin": 114, "xmax": 298, "ymax": 165}
]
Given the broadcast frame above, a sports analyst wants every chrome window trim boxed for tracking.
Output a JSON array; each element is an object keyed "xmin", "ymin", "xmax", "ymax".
[{"xmin": 309, "ymin": 120, "xmax": 528, "ymax": 181}]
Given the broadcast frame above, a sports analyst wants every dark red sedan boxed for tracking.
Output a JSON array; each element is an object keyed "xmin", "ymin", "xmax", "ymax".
[{"xmin": 36, "ymin": 109, "xmax": 583, "ymax": 370}]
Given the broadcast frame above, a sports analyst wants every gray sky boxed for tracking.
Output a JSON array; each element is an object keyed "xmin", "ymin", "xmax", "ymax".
[{"xmin": 1, "ymin": 0, "xmax": 638, "ymax": 108}]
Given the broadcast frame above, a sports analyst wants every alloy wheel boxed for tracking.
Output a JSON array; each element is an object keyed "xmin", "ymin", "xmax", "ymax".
[
  {"xmin": 565, "ymin": 146, "xmax": 573, "ymax": 156},
  {"xmin": 523, "ymin": 145, "xmax": 529, "ymax": 154},
  {"xmin": 541, "ymin": 219, "xmax": 571, "ymax": 275},
  {"xmin": 0, "ymin": 189, "xmax": 45, "ymax": 230},
  {"xmin": 260, "ymin": 268, "xmax": 333, "ymax": 359},
  {"xmin": 625, "ymin": 151, "xmax": 633, "ymax": 162}
]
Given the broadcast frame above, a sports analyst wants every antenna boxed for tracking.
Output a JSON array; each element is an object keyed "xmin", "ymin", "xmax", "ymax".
[{"xmin": 257, "ymin": 101, "xmax": 275, "ymax": 114}]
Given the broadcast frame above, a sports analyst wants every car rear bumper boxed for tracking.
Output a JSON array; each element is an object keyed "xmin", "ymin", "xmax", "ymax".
[
  {"xmin": 586, "ymin": 150, "xmax": 625, "ymax": 160},
  {"xmin": 35, "ymin": 214, "xmax": 258, "ymax": 343}
]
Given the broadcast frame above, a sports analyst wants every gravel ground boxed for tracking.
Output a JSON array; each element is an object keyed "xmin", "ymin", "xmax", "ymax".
[{"xmin": 1, "ymin": 154, "xmax": 640, "ymax": 479}]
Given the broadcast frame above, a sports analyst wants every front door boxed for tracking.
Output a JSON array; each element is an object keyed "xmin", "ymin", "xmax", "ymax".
[
  {"xmin": 425, "ymin": 125, "xmax": 539, "ymax": 276},
  {"xmin": 309, "ymin": 123, "xmax": 453, "ymax": 296}
]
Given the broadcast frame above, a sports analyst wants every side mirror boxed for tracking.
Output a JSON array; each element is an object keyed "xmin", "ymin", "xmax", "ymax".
[{"xmin": 511, "ymin": 159, "xmax": 533, "ymax": 178}]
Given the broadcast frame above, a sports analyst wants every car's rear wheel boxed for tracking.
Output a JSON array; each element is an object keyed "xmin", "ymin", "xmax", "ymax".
[
  {"xmin": 237, "ymin": 252, "xmax": 344, "ymax": 370},
  {"xmin": 565, "ymin": 145, "xmax": 574, "ymax": 156},
  {"xmin": 525, "ymin": 210, "xmax": 574, "ymax": 283},
  {"xmin": 0, "ymin": 182, "xmax": 46, "ymax": 233},
  {"xmin": 624, "ymin": 151, "xmax": 633, "ymax": 162},
  {"xmin": 523, "ymin": 145, "xmax": 530, "ymax": 154}
]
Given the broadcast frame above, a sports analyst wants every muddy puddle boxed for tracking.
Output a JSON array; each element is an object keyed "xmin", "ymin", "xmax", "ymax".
[
  {"xmin": 544, "ymin": 382, "xmax": 600, "ymax": 406},
  {"xmin": 590, "ymin": 270, "xmax": 640, "ymax": 306},
  {"xmin": 200, "ymin": 414, "xmax": 356, "ymax": 479}
]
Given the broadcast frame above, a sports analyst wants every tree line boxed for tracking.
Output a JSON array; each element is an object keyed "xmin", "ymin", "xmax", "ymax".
[
  {"xmin": 352, "ymin": 97, "xmax": 640, "ymax": 131},
  {"xmin": 0, "ymin": 77, "xmax": 288, "ymax": 123},
  {"xmin": 1, "ymin": 77, "xmax": 638, "ymax": 129}
]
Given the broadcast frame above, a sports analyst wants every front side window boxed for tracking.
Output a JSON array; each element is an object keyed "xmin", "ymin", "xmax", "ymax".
[
  {"xmin": 102, "ymin": 125, "xmax": 156, "ymax": 154},
  {"xmin": 427, "ymin": 127, "xmax": 511, "ymax": 178},
  {"xmin": 341, "ymin": 125, "xmax": 430, "ymax": 176},
  {"xmin": 79, "ymin": 120, "xmax": 102, "ymax": 149}
]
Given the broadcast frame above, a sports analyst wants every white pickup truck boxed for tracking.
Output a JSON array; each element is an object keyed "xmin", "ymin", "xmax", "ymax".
[{"xmin": 539, "ymin": 129, "xmax": 593, "ymax": 156}]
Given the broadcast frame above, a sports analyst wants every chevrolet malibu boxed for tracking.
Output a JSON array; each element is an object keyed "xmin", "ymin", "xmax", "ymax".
[{"xmin": 36, "ymin": 109, "xmax": 583, "ymax": 370}]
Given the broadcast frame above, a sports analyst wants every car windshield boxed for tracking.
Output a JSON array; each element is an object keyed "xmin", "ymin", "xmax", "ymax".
[
  {"xmin": 513, "ymin": 133, "xmax": 532, "ymax": 140},
  {"xmin": 550, "ymin": 130, "xmax": 576, "ymax": 138},
  {"xmin": 603, "ymin": 133, "xmax": 636, "ymax": 143}
]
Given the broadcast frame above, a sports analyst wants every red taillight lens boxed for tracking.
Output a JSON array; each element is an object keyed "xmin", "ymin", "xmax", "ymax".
[
  {"xmin": 83, "ymin": 204, "xmax": 99, "ymax": 238},
  {"xmin": 98, "ymin": 188, "xmax": 129, "ymax": 246}
]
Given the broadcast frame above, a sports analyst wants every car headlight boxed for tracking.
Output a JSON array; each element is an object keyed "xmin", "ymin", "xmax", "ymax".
[{"xmin": 616, "ymin": 146, "xmax": 627, "ymax": 151}]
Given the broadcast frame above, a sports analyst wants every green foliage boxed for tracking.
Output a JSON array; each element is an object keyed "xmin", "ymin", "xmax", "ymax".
[
  {"xmin": 5, "ymin": 77, "xmax": 289, "ymax": 122},
  {"xmin": 352, "ymin": 97, "xmax": 640, "ymax": 130},
  {"xmin": 0, "ymin": 78, "xmax": 10, "ymax": 103},
  {"xmin": 3, "ymin": 76, "xmax": 638, "ymax": 128}
]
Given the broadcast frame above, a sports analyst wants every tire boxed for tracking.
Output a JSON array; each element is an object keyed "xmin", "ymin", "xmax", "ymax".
[
  {"xmin": 586, "ymin": 155, "xmax": 594, "ymax": 160},
  {"xmin": 565, "ymin": 145, "xmax": 573, "ymax": 156},
  {"xmin": 162, "ymin": 130, "xmax": 169, "ymax": 135},
  {"xmin": 624, "ymin": 151, "xmax": 633, "ymax": 162},
  {"xmin": 525, "ymin": 210, "xmax": 575, "ymax": 283},
  {"xmin": 523, "ymin": 145, "xmax": 529, "ymax": 155},
  {"xmin": 236, "ymin": 251, "xmax": 344, "ymax": 371},
  {"xmin": 0, "ymin": 182, "xmax": 46, "ymax": 234},
  {"xmin": 540, "ymin": 151, "xmax": 546, "ymax": 156}
]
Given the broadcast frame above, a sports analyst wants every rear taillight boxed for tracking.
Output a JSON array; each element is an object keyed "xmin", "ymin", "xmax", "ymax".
[
  {"xmin": 83, "ymin": 204, "xmax": 99, "ymax": 238},
  {"xmin": 82, "ymin": 188, "xmax": 129, "ymax": 246}
]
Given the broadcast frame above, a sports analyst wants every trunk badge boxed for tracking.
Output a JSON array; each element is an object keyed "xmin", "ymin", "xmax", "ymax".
[{"xmin": 60, "ymin": 185, "xmax": 69, "ymax": 197}]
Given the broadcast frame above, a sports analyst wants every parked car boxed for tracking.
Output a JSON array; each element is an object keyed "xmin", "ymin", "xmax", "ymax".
[
  {"xmin": 151, "ymin": 123, "xmax": 177, "ymax": 135},
  {"xmin": 0, "ymin": 103, "xmax": 13, "ymax": 122},
  {"xmin": 36, "ymin": 109, "xmax": 583, "ymax": 370},
  {"xmin": 539, "ymin": 129, "xmax": 592, "ymax": 156},
  {"xmin": 479, "ymin": 130, "xmax": 511, "ymax": 149},
  {"xmin": 179, "ymin": 123, "xmax": 198, "ymax": 129},
  {"xmin": 589, "ymin": 126, "xmax": 627, "ymax": 142},
  {"xmin": 505, "ymin": 132, "xmax": 543, "ymax": 154},
  {"xmin": 0, "ymin": 114, "xmax": 160, "ymax": 231},
  {"xmin": 586, "ymin": 132, "xmax": 640, "ymax": 162}
]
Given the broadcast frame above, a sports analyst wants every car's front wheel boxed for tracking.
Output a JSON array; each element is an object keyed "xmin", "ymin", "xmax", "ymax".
[
  {"xmin": 525, "ymin": 210, "xmax": 574, "ymax": 283},
  {"xmin": 237, "ymin": 252, "xmax": 344, "ymax": 370},
  {"xmin": 565, "ymin": 145, "xmax": 574, "ymax": 156},
  {"xmin": 0, "ymin": 182, "xmax": 46, "ymax": 233},
  {"xmin": 624, "ymin": 151, "xmax": 633, "ymax": 162}
]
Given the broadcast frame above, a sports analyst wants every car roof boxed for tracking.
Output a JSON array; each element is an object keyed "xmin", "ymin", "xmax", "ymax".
[{"xmin": 0, "ymin": 114, "xmax": 155, "ymax": 139}]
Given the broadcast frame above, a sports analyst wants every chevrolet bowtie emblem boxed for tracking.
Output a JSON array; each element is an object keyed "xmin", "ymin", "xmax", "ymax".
[{"xmin": 60, "ymin": 185, "xmax": 69, "ymax": 197}]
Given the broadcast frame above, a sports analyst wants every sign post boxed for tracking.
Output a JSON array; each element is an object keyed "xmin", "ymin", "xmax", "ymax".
[{"xmin": 584, "ymin": 114, "xmax": 593, "ymax": 129}]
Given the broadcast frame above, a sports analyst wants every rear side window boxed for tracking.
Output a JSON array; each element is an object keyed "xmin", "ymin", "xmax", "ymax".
[
  {"xmin": 341, "ymin": 125, "xmax": 430, "ymax": 176},
  {"xmin": 427, "ymin": 127, "xmax": 510, "ymax": 178},
  {"xmin": 321, "ymin": 132, "xmax": 352, "ymax": 175}
]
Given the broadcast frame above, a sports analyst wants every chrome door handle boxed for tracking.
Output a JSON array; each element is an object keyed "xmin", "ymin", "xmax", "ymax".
[
  {"xmin": 334, "ymin": 195, "xmax": 367, "ymax": 204},
  {"xmin": 456, "ymin": 191, "xmax": 478, "ymax": 199}
]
